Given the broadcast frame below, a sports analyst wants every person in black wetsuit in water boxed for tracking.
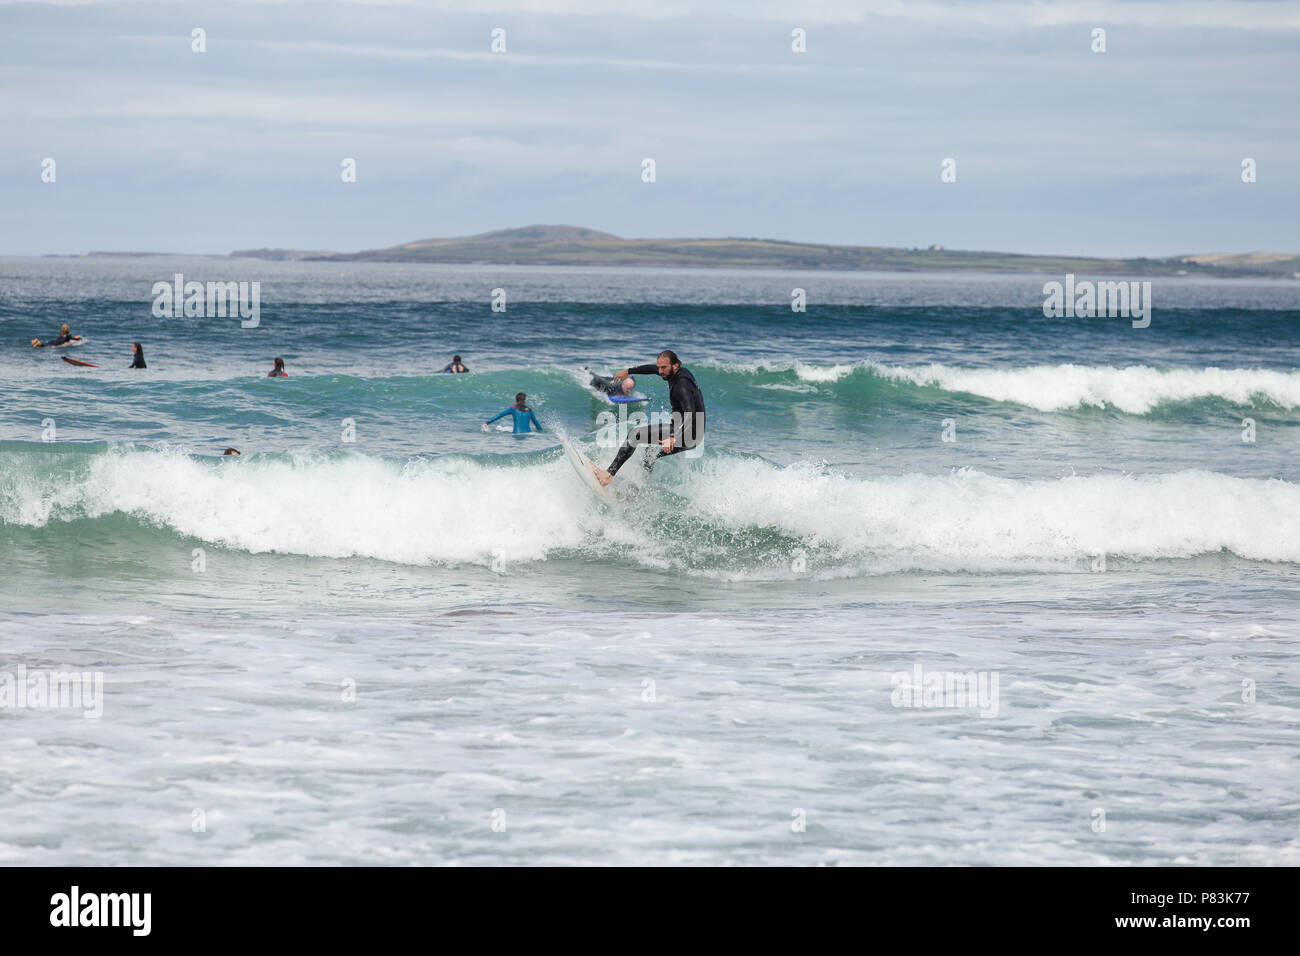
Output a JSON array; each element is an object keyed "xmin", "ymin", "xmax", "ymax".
[
  {"xmin": 31, "ymin": 324, "xmax": 80, "ymax": 348},
  {"xmin": 586, "ymin": 367, "xmax": 636, "ymax": 398},
  {"xmin": 593, "ymin": 350, "xmax": 705, "ymax": 486}
]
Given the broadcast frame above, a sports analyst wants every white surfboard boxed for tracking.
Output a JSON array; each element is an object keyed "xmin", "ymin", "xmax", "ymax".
[{"xmin": 562, "ymin": 437, "xmax": 613, "ymax": 503}]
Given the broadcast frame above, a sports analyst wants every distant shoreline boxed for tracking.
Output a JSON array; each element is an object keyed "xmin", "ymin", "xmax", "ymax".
[{"xmin": 40, "ymin": 224, "xmax": 1300, "ymax": 279}]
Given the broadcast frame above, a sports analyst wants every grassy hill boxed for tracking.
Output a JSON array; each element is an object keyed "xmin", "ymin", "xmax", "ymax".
[{"xmin": 230, "ymin": 225, "xmax": 1300, "ymax": 278}]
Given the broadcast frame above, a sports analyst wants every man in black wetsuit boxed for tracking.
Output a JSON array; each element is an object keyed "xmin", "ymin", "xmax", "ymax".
[{"xmin": 593, "ymin": 350, "xmax": 705, "ymax": 486}]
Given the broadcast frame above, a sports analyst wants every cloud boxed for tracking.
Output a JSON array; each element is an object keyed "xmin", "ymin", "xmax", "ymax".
[
  {"xmin": 4, "ymin": 0, "xmax": 1298, "ymax": 31},
  {"xmin": 233, "ymin": 38, "xmax": 815, "ymax": 72},
  {"xmin": 2, "ymin": 0, "xmax": 1296, "ymax": 256}
]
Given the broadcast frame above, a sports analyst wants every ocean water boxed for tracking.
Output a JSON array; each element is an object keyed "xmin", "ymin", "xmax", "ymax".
[{"xmin": 1, "ymin": 257, "xmax": 1298, "ymax": 865}]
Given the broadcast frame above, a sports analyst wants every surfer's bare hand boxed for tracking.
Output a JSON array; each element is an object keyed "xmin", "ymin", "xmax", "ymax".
[
  {"xmin": 481, "ymin": 423, "xmax": 489, "ymax": 432},
  {"xmin": 660, "ymin": 436, "xmax": 674, "ymax": 454},
  {"xmin": 594, "ymin": 467, "xmax": 612, "ymax": 486}
]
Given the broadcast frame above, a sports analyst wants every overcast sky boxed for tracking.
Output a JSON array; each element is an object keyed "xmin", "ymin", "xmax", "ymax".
[{"xmin": 1, "ymin": 0, "xmax": 1296, "ymax": 257}]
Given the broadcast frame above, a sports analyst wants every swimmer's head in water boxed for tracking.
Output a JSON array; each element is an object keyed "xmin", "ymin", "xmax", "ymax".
[
  {"xmin": 222, "ymin": 447, "xmax": 240, "ymax": 456},
  {"xmin": 621, "ymin": 377, "xmax": 635, "ymax": 394},
  {"xmin": 273, "ymin": 357, "xmax": 285, "ymax": 371}
]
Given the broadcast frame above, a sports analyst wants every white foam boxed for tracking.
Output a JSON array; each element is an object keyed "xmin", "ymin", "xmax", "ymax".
[
  {"xmin": 4, "ymin": 447, "xmax": 598, "ymax": 567},
  {"xmin": 680, "ymin": 458, "xmax": 1300, "ymax": 566},
  {"xmin": 755, "ymin": 382, "xmax": 819, "ymax": 393},
  {"xmin": 7, "ymin": 448, "xmax": 1300, "ymax": 570},
  {"xmin": 702, "ymin": 359, "xmax": 856, "ymax": 382},
  {"xmin": 794, "ymin": 362, "xmax": 855, "ymax": 383},
  {"xmin": 875, "ymin": 363, "xmax": 1300, "ymax": 413}
]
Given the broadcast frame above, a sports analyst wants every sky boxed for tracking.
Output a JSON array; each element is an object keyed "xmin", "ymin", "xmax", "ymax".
[{"xmin": 0, "ymin": 0, "xmax": 1297, "ymax": 257}]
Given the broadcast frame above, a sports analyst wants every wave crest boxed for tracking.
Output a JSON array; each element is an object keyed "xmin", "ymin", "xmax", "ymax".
[{"xmin": 4, "ymin": 446, "xmax": 1299, "ymax": 574}]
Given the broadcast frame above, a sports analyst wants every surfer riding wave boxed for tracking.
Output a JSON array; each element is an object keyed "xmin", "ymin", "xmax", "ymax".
[{"xmin": 593, "ymin": 350, "xmax": 705, "ymax": 486}]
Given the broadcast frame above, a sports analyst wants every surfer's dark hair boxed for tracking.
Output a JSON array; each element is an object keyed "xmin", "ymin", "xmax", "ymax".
[
  {"xmin": 515, "ymin": 392, "xmax": 527, "ymax": 408},
  {"xmin": 131, "ymin": 342, "xmax": 146, "ymax": 368},
  {"xmin": 273, "ymin": 357, "xmax": 285, "ymax": 368},
  {"xmin": 659, "ymin": 349, "xmax": 680, "ymax": 366},
  {"xmin": 453, "ymin": 355, "xmax": 462, "ymax": 363}
]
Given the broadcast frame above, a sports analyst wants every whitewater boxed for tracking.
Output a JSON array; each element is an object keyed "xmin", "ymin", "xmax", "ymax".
[
  {"xmin": 5, "ymin": 445, "xmax": 1300, "ymax": 571},
  {"xmin": 2, "ymin": 259, "xmax": 1298, "ymax": 865}
]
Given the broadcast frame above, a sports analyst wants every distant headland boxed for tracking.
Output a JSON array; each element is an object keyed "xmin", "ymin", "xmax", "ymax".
[{"xmin": 86, "ymin": 225, "xmax": 1298, "ymax": 278}]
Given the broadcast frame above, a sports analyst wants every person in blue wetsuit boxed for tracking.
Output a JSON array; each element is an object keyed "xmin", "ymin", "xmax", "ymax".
[{"xmin": 483, "ymin": 392, "xmax": 543, "ymax": 434}]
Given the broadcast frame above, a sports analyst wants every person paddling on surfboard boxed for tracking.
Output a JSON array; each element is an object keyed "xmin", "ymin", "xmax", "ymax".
[
  {"xmin": 443, "ymin": 355, "xmax": 469, "ymax": 374},
  {"xmin": 32, "ymin": 323, "xmax": 80, "ymax": 348},
  {"xmin": 587, "ymin": 369, "xmax": 636, "ymax": 398},
  {"xmin": 483, "ymin": 392, "xmax": 543, "ymax": 434},
  {"xmin": 593, "ymin": 350, "xmax": 705, "ymax": 486}
]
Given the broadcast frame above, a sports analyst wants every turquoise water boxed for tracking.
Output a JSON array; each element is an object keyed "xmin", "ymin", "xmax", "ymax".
[{"xmin": 2, "ymin": 258, "xmax": 1298, "ymax": 864}]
